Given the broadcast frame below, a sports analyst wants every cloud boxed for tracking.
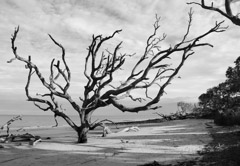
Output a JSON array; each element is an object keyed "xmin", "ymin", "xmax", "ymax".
[{"xmin": 1, "ymin": 0, "xmax": 240, "ymax": 115}]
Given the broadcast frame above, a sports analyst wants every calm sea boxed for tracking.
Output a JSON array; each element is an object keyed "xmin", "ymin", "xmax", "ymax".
[
  {"xmin": 0, "ymin": 101, "xmax": 179, "ymax": 130},
  {"xmin": 0, "ymin": 113, "xmax": 169, "ymax": 130}
]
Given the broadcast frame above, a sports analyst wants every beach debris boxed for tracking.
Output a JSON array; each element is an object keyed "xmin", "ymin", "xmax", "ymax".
[
  {"xmin": 154, "ymin": 110, "xmax": 196, "ymax": 121},
  {"xmin": 102, "ymin": 126, "xmax": 112, "ymax": 137},
  {"xmin": 0, "ymin": 138, "xmax": 5, "ymax": 143},
  {"xmin": 119, "ymin": 126, "xmax": 140, "ymax": 132},
  {"xmin": 29, "ymin": 137, "xmax": 42, "ymax": 146},
  {"xmin": 89, "ymin": 119, "xmax": 119, "ymax": 137},
  {"xmin": 0, "ymin": 115, "xmax": 22, "ymax": 135},
  {"xmin": 154, "ymin": 102, "xmax": 207, "ymax": 121},
  {"xmin": 0, "ymin": 132, "xmax": 42, "ymax": 145},
  {"xmin": 16, "ymin": 128, "xmax": 26, "ymax": 132},
  {"xmin": 10, "ymin": 133, "xmax": 35, "ymax": 142},
  {"xmin": 0, "ymin": 116, "xmax": 43, "ymax": 145},
  {"xmin": 121, "ymin": 139, "xmax": 129, "ymax": 143}
]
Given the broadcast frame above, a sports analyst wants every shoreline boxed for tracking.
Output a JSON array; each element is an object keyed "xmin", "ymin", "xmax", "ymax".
[
  {"xmin": 0, "ymin": 119, "xmax": 218, "ymax": 166},
  {"xmin": 0, "ymin": 114, "xmax": 168, "ymax": 128},
  {"xmin": 3, "ymin": 118, "xmax": 240, "ymax": 166},
  {"xmin": 1, "ymin": 117, "xmax": 166, "ymax": 131}
]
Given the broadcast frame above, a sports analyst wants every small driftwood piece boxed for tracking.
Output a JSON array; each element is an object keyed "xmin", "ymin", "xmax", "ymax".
[{"xmin": 89, "ymin": 119, "xmax": 119, "ymax": 137}]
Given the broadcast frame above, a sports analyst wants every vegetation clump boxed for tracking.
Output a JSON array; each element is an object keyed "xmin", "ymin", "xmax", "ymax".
[{"xmin": 198, "ymin": 56, "xmax": 240, "ymax": 125}]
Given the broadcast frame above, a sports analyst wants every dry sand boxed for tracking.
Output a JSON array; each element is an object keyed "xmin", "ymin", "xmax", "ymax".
[{"xmin": 0, "ymin": 119, "xmax": 216, "ymax": 166}]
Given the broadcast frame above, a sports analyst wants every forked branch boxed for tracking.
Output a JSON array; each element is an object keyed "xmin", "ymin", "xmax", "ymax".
[
  {"xmin": 9, "ymin": 27, "xmax": 80, "ymax": 131},
  {"xmin": 96, "ymin": 10, "xmax": 227, "ymax": 113}
]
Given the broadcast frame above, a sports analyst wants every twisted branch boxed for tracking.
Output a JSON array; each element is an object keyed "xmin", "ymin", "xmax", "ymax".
[
  {"xmin": 187, "ymin": 0, "xmax": 240, "ymax": 26},
  {"xmin": 9, "ymin": 27, "xmax": 79, "ymax": 131}
]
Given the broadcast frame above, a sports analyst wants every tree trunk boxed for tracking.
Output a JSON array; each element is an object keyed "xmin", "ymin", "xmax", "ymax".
[{"xmin": 77, "ymin": 125, "xmax": 89, "ymax": 143}]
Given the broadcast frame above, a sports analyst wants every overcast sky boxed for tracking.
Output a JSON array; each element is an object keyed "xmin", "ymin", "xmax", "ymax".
[{"xmin": 1, "ymin": 0, "xmax": 240, "ymax": 115}]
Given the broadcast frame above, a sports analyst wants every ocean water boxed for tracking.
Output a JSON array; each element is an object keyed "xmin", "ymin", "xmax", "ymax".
[
  {"xmin": 0, "ymin": 113, "xmax": 166, "ymax": 130},
  {"xmin": 0, "ymin": 102, "xmax": 179, "ymax": 130}
]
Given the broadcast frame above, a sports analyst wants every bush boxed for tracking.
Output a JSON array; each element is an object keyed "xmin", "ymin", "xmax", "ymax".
[
  {"xmin": 192, "ymin": 107, "xmax": 215, "ymax": 119},
  {"xmin": 214, "ymin": 108, "xmax": 240, "ymax": 126}
]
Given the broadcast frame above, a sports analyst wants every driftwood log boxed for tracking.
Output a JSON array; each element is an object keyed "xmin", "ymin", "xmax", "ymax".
[
  {"xmin": 154, "ymin": 111, "xmax": 197, "ymax": 121},
  {"xmin": 0, "ymin": 116, "xmax": 42, "ymax": 145}
]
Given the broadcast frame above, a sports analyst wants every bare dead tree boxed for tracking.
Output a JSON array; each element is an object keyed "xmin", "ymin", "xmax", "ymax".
[
  {"xmin": 9, "ymin": 10, "xmax": 226, "ymax": 143},
  {"xmin": 187, "ymin": 0, "xmax": 240, "ymax": 26}
]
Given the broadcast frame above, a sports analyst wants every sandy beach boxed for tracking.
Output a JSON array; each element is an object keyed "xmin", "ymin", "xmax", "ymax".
[{"xmin": 0, "ymin": 119, "xmax": 228, "ymax": 166}]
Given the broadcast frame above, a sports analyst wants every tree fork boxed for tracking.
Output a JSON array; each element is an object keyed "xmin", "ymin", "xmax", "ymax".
[{"xmin": 9, "ymin": 10, "xmax": 226, "ymax": 143}]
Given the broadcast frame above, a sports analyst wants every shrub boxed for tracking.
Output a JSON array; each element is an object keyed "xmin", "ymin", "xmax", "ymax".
[{"xmin": 214, "ymin": 108, "xmax": 240, "ymax": 126}]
